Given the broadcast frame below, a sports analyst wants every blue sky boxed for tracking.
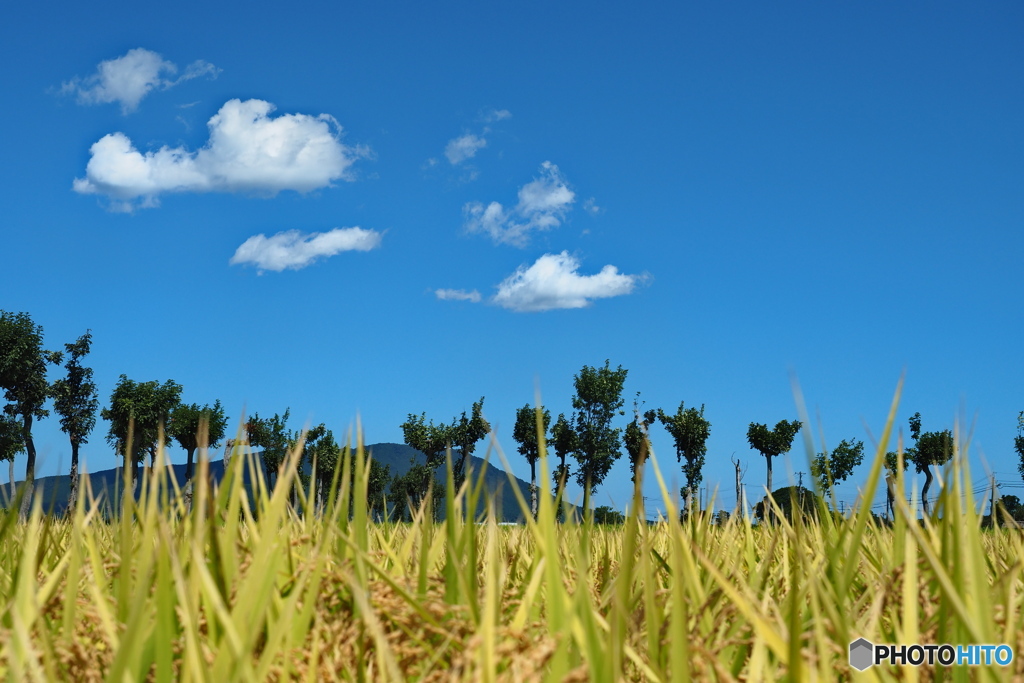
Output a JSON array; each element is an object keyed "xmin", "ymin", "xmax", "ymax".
[{"xmin": 3, "ymin": 1, "xmax": 1022, "ymax": 516}]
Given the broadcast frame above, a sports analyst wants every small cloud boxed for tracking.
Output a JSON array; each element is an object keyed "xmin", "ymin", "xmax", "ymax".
[
  {"xmin": 483, "ymin": 108, "xmax": 512, "ymax": 122},
  {"xmin": 74, "ymin": 98, "xmax": 367, "ymax": 210},
  {"xmin": 59, "ymin": 48, "xmax": 220, "ymax": 114},
  {"xmin": 177, "ymin": 101, "xmax": 201, "ymax": 109},
  {"xmin": 492, "ymin": 251, "xmax": 641, "ymax": 312},
  {"xmin": 445, "ymin": 133, "xmax": 487, "ymax": 165},
  {"xmin": 230, "ymin": 227, "xmax": 382, "ymax": 272},
  {"xmin": 435, "ymin": 288, "xmax": 482, "ymax": 303},
  {"xmin": 464, "ymin": 161, "xmax": 575, "ymax": 247},
  {"xmin": 582, "ymin": 197, "xmax": 602, "ymax": 215}
]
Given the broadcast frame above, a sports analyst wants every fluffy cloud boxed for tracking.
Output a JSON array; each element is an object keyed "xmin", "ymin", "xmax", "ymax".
[
  {"xmin": 444, "ymin": 133, "xmax": 487, "ymax": 165},
  {"xmin": 60, "ymin": 48, "xmax": 219, "ymax": 114},
  {"xmin": 229, "ymin": 227, "xmax": 382, "ymax": 272},
  {"xmin": 74, "ymin": 99, "xmax": 365, "ymax": 209},
  {"xmin": 434, "ymin": 288, "xmax": 482, "ymax": 303},
  {"xmin": 483, "ymin": 108, "xmax": 512, "ymax": 122},
  {"xmin": 463, "ymin": 162, "xmax": 575, "ymax": 247},
  {"xmin": 492, "ymin": 251, "xmax": 640, "ymax": 312}
]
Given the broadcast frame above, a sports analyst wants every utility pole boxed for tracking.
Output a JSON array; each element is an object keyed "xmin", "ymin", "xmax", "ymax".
[
  {"xmin": 731, "ymin": 454, "xmax": 746, "ymax": 514},
  {"xmin": 991, "ymin": 474, "xmax": 998, "ymax": 527},
  {"xmin": 797, "ymin": 471, "xmax": 805, "ymax": 488}
]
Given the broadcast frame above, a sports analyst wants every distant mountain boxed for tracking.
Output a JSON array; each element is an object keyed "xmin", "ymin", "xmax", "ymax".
[{"xmin": 3, "ymin": 443, "xmax": 540, "ymax": 522}]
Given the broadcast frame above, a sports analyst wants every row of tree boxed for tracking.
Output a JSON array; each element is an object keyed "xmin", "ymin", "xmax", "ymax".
[{"xmin": 4, "ymin": 309, "xmax": 1024, "ymax": 519}]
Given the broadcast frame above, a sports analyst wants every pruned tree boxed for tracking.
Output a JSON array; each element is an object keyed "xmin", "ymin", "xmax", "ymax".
[
  {"xmin": 399, "ymin": 413, "xmax": 451, "ymax": 520},
  {"xmin": 657, "ymin": 401, "xmax": 711, "ymax": 513},
  {"xmin": 883, "ymin": 450, "xmax": 905, "ymax": 521},
  {"xmin": 246, "ymin": 410, "xmax": 293, "ymax": 489},
  {"xmin": 568, "ymin": 360, "xmax": 629, "ymax": 515},
  {"xmin": 810, "ymin": 438, "xmax": 865, "ymax": 491},
  {"xmin": 50, "ymin": 331, "xmax": 100, "ymax": 512},
  {"xmin": 746, "ymin": 419, "xmax": 802, "ymax": 493},
  {"xmin": 513, "ymin": 403, "xmax": 551, "ymax": 518},
  {"xmin": 300, "ymin": 423, "xmax": 340, "ymax": 509},
  {"xmin": 905, "ymin": 412, "xmax": 953, "ymax": 517},
  {"xmin": 0, "ymin": 414, "xmax": 24, "ymax": 505},
  {"xmin": 168, "ymin": 400, "xmax": 227, "ymax": 482},
  {"xmin": 0, "ymin": 310, "xmax": 62, "ymax": 514},
  {"xmin": 389, "ymin": 463, "xmax": 441, "ymax": 522},
  {"xmin": 450, "ymin": 398, "xmax": 489, "ymax": 490},
  {"xmin": 101, "ymin": 375, "xmax": 183, "ymax": 491},
  {"xmin": 366, "ymin": 457, "xmax": 391, "ymax": 521},
  {"xmin": 550, "ymin": 412, "xmax": 576, "ymax": 507},
  {"xmin": 623, "ymin": 393, "xmax": 656, "ymax": 484}
]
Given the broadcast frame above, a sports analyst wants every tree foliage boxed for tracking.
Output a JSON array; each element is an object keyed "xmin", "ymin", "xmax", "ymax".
[
  {"xmin": 810, "ymin": 438, "xmax": 864, "ymax": 490},
  {"xmin": 246, "ymin": 410, "xmax": 293, "ymax": 487},
  {"xmin": 592, "ymin": 505, "xmax": 625, "ymax": 525},
  {"xmin": 101, "ymin": 375, "xmax": 182, "ymax": 486},
  {"xmin": 366, "ymin": 457, "xmax": 391, "ymax": 521},
  {"xmin": 550, "ymin": 412, "xmax": 576, "ymax": 502},
  {"xmin": 905, "ymin": 412, "xmax": 953, "ymax": 516},
  {"xmin": 513, "ymin": 403, "xmax": 550, "ymax": 517},
  {"xmin": 657, "ymin": 401, "xmax": 711, "ymax": 511},
  {"xmin": 400, "ymin": 413, "xmax": 452, "ymax": 469},
  {"xmin": 568, "ymin": 360, "xmax": 628, "ymax": 512},
  {"xmin": 168, "ymin": 400, "xmax": 227, "ymax": 481},
  {"xmin": 746, "ymin": 419, "xmax": 802, "ymax": 493},
  {"xmin": 754, "ymin": 485, "xmax": 828, "ymax": 523},
  {"xmin": 50, "ymin": 331, "xmax": 100, "ymax": 510},
  {"xmin": 450, "ymin": 398, "xmax": 489, "ymax": 488},
  {"xmin": 0, "ymin": 310, "xmax": 61, "ymax": 510},
  {"xmin": 623, "ymin": 394, "xmax": 655, "ymax": 484}
]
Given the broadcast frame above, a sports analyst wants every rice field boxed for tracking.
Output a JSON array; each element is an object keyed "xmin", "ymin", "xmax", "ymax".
[{"xmin": 0, "ymin": 394, "xmax": 1022, "ymax": 682}]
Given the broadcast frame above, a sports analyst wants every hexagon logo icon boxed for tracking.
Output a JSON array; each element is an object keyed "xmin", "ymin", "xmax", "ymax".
[{"xmin": 849, "ymin": 638, "xmax": 874, "ymax": 671}]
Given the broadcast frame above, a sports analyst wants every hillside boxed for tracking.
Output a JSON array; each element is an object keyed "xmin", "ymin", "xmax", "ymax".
[{"xmin": 3, "ymin": 443, "xmax": 540, "ymax": 522}]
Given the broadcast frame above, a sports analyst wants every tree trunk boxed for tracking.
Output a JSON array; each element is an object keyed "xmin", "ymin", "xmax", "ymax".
[
  {"xmin": 185, "ymin": 447, "xmax": 196, "ymax": 482},
  {"xmin": 530, "ymin": 461, "xmax": 537, "ymax": 518},
  {"xmin": 18, "ymin": 412, "xmax": 35, "ymax": 517},
  {"xmin": 765, "ymin": 454, "xmax": 773, "ymax": 494},
  {"xmin": 8, "ymin": 458, "xmax": 14, "ymax": 506},
  {"xmin": 921, "ymin": 468, "xmax": 933, "ymax": 517},
  {"xmin": 68, "ymin": 440, "xmax": 81, "ymax": 513},
  {"xmin": 582, "ymin": 479, "xmax": 591, "ymax": 524},
  {"xmin": 682, "ymin": 486, "xmax": 693, "ymax": 515}
]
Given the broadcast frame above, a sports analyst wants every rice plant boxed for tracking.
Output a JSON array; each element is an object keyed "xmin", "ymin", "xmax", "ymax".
[{"xmin": 0, "ymin": 389, "xmax": 1021, "ymax": 681}]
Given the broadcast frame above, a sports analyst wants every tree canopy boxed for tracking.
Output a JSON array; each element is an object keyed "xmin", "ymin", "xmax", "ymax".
[
  {"xmin": 101, "ymin": 376, "xmax": 183, "ymax": 485},
  {"xmin": 905, "ymin": 412, "xmax": 953, "ymax": 516},
  {"xmin": 513, "ymin": 403, "xmax": 550, "ymax": 517},
  {"xmin": 1015, "ymin": 412, "xmax": 1024, "ymax": 482},
  {"xmin": 623, "ymin": 394, "xmax": 655, "ymax": 484},
  {"xmin": 657, "ymin": 401, "xmax": 711, "ymax": 511},
  {"xmin": 169, "ymin": 400, "xmax": 227, "ymax": 481},
  {"xmin": 450, "ymin": 398, "xmax": 489, "ymax": 488},
  {"xmin": 810, "ymin": 438, "xmax": 864, "ymax": 490},
  {"xmin": 746, "ymin": 419, "xmax": 802, "ymax": 493},
  {"xmin": 246, "ymin": 410, "xmax": 293, "ymax": 487},
  {"xmin": 50, "ymin": 331, "xmax": 100, "ymax": 510},
  {"xmin": 568, "ymin": 360, "xmax": 628, "ymax": 512}
]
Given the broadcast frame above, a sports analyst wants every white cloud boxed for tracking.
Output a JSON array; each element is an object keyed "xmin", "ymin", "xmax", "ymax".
[
  {"xmin": 74, "ymin": 98, "xmax": 365, "ymax": 209},
  {"xmin": 435, "ymin": 288, "xmax": 482, "ymax": 303},
  {"xmin": 444, "ymin": 133, "xmax": 487, "ymax": 165},
  {"xmin": 464, "ymin": 161, "xmax": 576, "ymax": 246},
  {"xmin": 483, "ymin": 108, "xmax": 512, "ymax": 122},
  {"xmin": 582, "ymin": 197, "xmax": 602, "ymax": 215},
  {"xmin": 492, "ymin": 251, "xmax": 640, "ymax": 312},
  {"xmin": 230, "ymin": 227, "xmax": 382, "ymax": 272},
  {"xmin": 60, "ymin": 48, "xmax": 220, "ymax": 114}
]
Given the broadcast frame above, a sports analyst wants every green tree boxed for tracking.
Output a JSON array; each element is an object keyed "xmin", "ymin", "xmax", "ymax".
[
  {"xmin": 754, "ymin": 485, "xmax": 826, "ymax": 523},
  {"xmin": 366, "ymin": 456, "xmax": 391, "ymax": 521},
  {"xmin": 450, "ymin": 398, "xmax": 489, "ymax": 490},
  {"xmin": 168, "ymin": 400, "xmax": 227, "ymax": 482},
  {"xmin": 302, "ymin": 423, "xmax": 340, "ymax": 507},
  {"xmin": 568, "ymin": 360, "xmax": 629, "ymax": 515},
  {"xmin": 623, "ymin": 394, "xmax": 656, "ymax": 484},
  {"xmin": 399, "ymin": 413, "xmax": 452, "ymax": 520},
  {"xmin": 883, "ymin": 450, "xmax": 905, "ymax": 521},
  {"xmin": 746, "ymin": 419, "xmax": 802, "ymax": 494},
  {"xmin": 50, "ymin": 331, "xmax": 100, "ymax": 512},
  {"xmin": 550, "ymin": 412, "xmax": 576, "ymax": 508},
  {"xmin": 0, "ymin": 415, "xmax": 24, "ymax": 504},
  {"xmin": 810, "ymin": 438, "xmax": 865, "ymax": 491},
  {"xmin": 997, "ymin": 494, "xmax": 1024, "ymax": 524},
  {"xmin": 101, "ymin": 375, "xmax": 183, "ymax": 490},
  {"xmin": 0, "ymin": 311, "xmax": 62, "ymax": 513},
  {"xmin": 593, "ymin": 505, "xmax": 625, "ymax": 525},
  {"xmin": 1015, "ymin": 412, "xmax": 1024, "ymax": 482},
  {"xmin": 389, "ymin": 464, "xmax": 441, "ymax": 522},
  {"xmin": 906, "ymin": 412, "xmax": 953, "ymax": 517},
  {"xmin": 513, "ymin": 403, "xmax": 551, "ymax": 518},
  {"xmin": 246, "ymin": 410, "xmax": 293, "ymax": 489},
  {"xmin": 657, "ymin": 402, "xmax": 711, "ymax": 512}
]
